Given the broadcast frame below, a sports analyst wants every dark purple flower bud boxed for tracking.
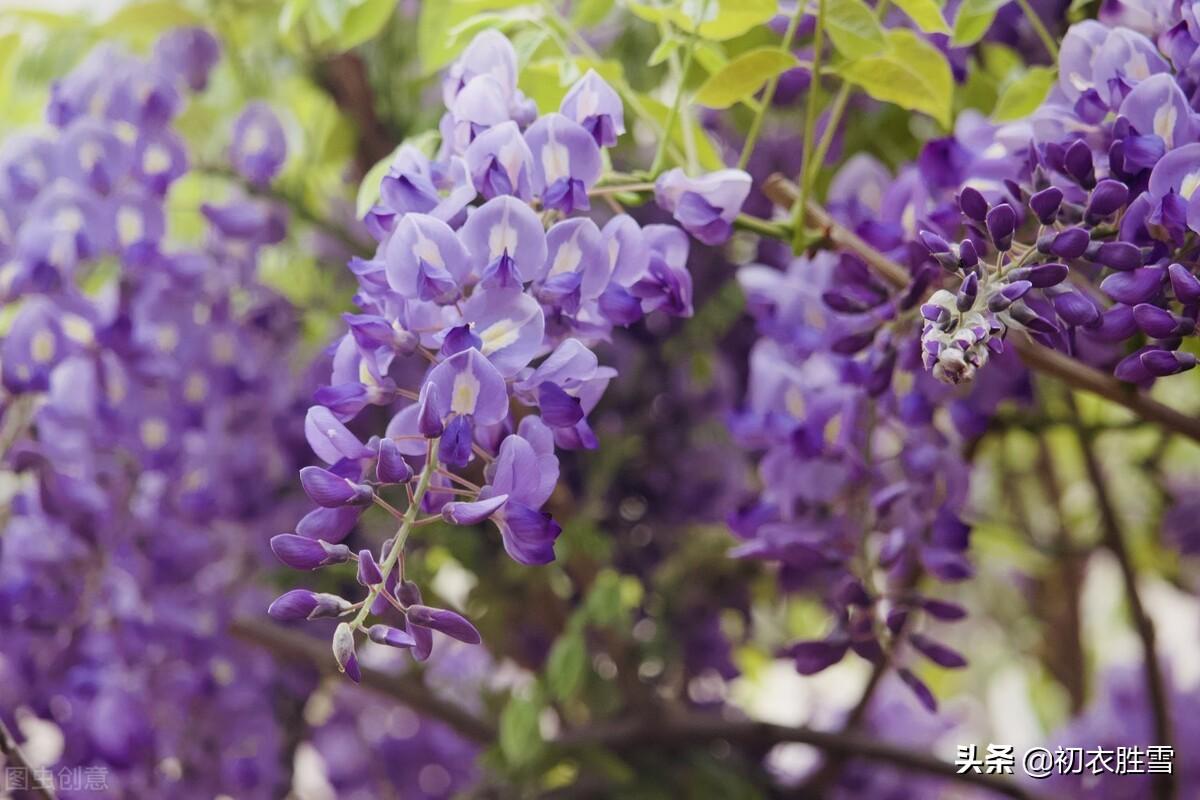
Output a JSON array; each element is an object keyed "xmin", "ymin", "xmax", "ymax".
[
  {"xmin": 1100, "ymin": 267, "xmax": 1165, "ymax": 305},
  {"xmin": 1051, "ymin": 290, "xmax": 1100, "ymax": 327},
  {"xmin": 985, "ymin": 204, "xmax": 1016, "ymax": 251},
  {"xmin": 537, "ymin": 382, "xmax": 584, "ymax": 428},
  {"xmin": 406, "ymin": 605, "xmax": 482, "ymax": 644},
  {"xmin": 958, "ymin": 187, "xmax": 988, "ymax": 222},
  {"xmin": 397, "ymin": 580, "xmax": 434, "ymax": 661},
  {"xmin": 376, "ymin": 438, "xmax": 414, "ymax": 484},
  {"xmin": 956, "ymin": 272, "xmax": 978, "ymax": 311},
  {"xmin": 822, "ymin": 290, "xmax": 873, "ymax": 313},
  {"xmin": 886, "ymin": 608, "xmax": 908, "ymax": 635},
  {"xmin": 987, "ymin": 280, "xmax": 1032, "ymax": 311},
  {"xmin": 918, "ymin": 597, "xmax": 967, "ymax": 621},
  {"xmin": 1141, "ymin": 349, "xmax": 1198, "ymax": 376},
  {"xmin": 865, "ymin": 347, "xmax": 896, "ymax": 397},
  {"xmin": 1086, "ymin": 179, "xmax": 1128, "ymax": 219},
  {"xmin": 295, "ymin": 506, "xmax": 361, "ymax": 543},
  {"xmin": 1028, "ymin": 186, "xmax": 1063, "ymax": 224},
  {"xmin": 1133, "ymin": 304, "xmax": 1185, "ymax": 338},
  {"xmin": 1009, "ymin": 262, "xmax": 1068, "ymax": 288},
  {"xmin": 1064, "ymin": 139, "xmax": 1095, "ymax": 187},
  {"xmin": 831, "ymin": 330, "xmax": 877, "ymax": 354},
  {"xmin": 785, "ymin": 639, "xmax": 849, "ymax": 675},
  {"xmin": 898, "ymin": 668, "xmax": 937, "ymax": 712},
  {"xmin": 268, "ymin": 590, "xmax": 349, "ymax": 621},
  {"xmin": 1168, "ymin": 263, "xmax": 1200, "ymax": 305},
  {"xmin": 958, "ymin": 238, "xmax": 979, "ymax": 269},
  {"xmin": 918, "ymin": 230, "xmax": 950, "ymax": 254},
  {"xmin": 1088, "ymin": 304, "xmax": 1138, "ymax": 340},
  {"xmin": 1008, "ymin": 303, "xmax": 1058, "ymax": 334},
  {"xmin": 920, "ymin": 303, "xmax": 949, "ymax": 323},
  {"xmin": 836, "ymin": 578, "xmax": 871, "ymax": 607},
  {"xmin": 909, "ymin": 633, "xmax": 967, "ymax": 669},
  {"xmin": 1092, "ymin": 241, "xmax": 1142, "ymax": 270},
  {"xmin": 299, "ymin": 466, "xmax": 372, "ymax": 508},
  {"xmin": 1048, "ymin": 227, "xmax": 1090, "ymax": 259},
  {"xmin": 417, "ymin": 382, "xmax": 445, "ymax": 438},
  {"xmin": 332, "ymin": 622, "xmax": 361, "ymax": 683},
  {"xmin": 368, "ymin": 624, "xmax": 417, "ymax": 649},
  {"xmin": 357, "ymin": 549, "xmax": 383, "ymax": 586},
  {"xmin": 438, "ymin": 414, "xmax": 474, "ymax": 467},
  {"xmin": 270, "ymin": 534, "xmax": 352, "ymax": 570},
  {"xmin": 1116, "ymin": 348, "xmax": 1155, "ymax": 383}
]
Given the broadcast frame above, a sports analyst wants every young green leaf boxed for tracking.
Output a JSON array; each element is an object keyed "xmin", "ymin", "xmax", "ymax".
[
  {"xmin": 331, "ymin": 0, "xmax": 398, "ymax": 50},
  {"xmin": 694, "ymin": 47, "xmax": 798, "ymax": 109},
  {"xmin": 992, "ymin": 66, "xmax": 1056, "ymax": 121},
  {"xmin": 952, "ymin": 0, "xmax": 1011, "ymax": 47},
  {"xmin": 838, "ymin": 29, "xmax": 953, "ymax": 128},
  {"xmin": 891, "ymin": 0, "xmax": 951, "ymax": 33},
  {"xmin": 546, "ymin": 633, "xmax": 589, "ymax": 701},
  {"xmin": 825, "ymin": 0, "xmax": 887, "ymax": 59},
  {"xmin": 499, "ymin": 696, "xmax": 544, "ymax": 768}
]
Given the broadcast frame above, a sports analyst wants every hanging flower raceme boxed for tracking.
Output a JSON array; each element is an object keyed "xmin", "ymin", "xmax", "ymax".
[
  {"xmin": 911, "ymin": 6, "xmax": 1200, "ymax": 387},
  {"xmin": 0, "ymin": 30, "xmax": 313, "ymax": 798},
  {"xmin": 269, "ymin": 31, "xmax": 703, "ymax": 679}
]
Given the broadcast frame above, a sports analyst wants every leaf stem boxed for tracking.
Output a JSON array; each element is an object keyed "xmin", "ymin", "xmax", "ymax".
[
  {"xmin": 351, "ymin": 439, "xmax": 439, "ymax": 630},
  {"xmin": 738, "ymin": 2, "xmax": 807, "ymax": 170},
  {"xmin": 650, "ymin": 0, "xmax": 712, "ymax": 175},
  {"xmin": 1015, "ymin": 0, "xmax": 1059, "ymax": 60},
  {"xmin": 791, "ymin": 0, "xmax": 827, "ymax": 251}
]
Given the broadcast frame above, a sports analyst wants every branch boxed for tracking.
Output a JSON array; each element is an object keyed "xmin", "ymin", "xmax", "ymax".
[
  {"xmin": 240, "ymin": 620, "xmax": 1039, "ymax": 798},
  {"xmin": 229, "ymin": 617, "xmax": 496, "ymax": 743},
  {"xmin": 0, "ymin": 716, "xmax": 56, "ymax": 800},
  {"xmin": 762, "ymin": 174, "xmax": 1200, "ymax": 444},
  {"xmin": 556, "ymin": 713, "xmax": 1044, "ymax": 800},
  {"xmin": 1065, "ymin": 395, "xmax": 1175, "ymax": 800}
]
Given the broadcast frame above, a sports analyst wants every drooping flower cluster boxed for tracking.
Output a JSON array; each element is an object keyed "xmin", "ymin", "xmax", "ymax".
[
  {"xmin": 0, "ymin": 31, "xmax": 311, "ymax": 798},
  {"xmin": 732, "ymin": 129, "xmax": 1036, "ymax": 709},
  {"xmin": 268, "ymin": 31, "xmax": 701, "ymax": 680},
  {"xmin": 914, "ymin": 1, "xmax": 1200, "ymax": 385}
]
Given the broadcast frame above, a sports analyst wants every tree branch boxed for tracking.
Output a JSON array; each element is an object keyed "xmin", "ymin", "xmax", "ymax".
[
  {"xmin": 238, "ymin": 618, "xmax": 1040, "ymax": 798},
  {"xmin": 229, "ymin": 617, "xmax": 496, "ymax": 743},
  {"xmin": 556, "ymin": 713, "xmax": 1044, "ymax": 800},
  {"xmin": 761, "ymin": 174, "xmax": 1200, "ymax": 444},
  {"xmin": 1065, "ymin": 395, "xmax": 1175, "ymax": 800},
  {"xmin": 0, "ymin": 716, "xmax": 56, "ymax": 800}
]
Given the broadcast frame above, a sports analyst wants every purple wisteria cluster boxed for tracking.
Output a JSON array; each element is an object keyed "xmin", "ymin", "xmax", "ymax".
[
  {"xmin": 917, "ymin": 0, "xmax": 1200, "ymax": 386},
  {"xmin": 0, "ymin": 31, "xmax": 308, "ymax": 797},
  {"xmin": 268, "ymin": 31, "xmax": 702, "ymax": 679},
  {"xmin": 731, "ymin": 117, "xmax": 1038, "ymax": 709}
]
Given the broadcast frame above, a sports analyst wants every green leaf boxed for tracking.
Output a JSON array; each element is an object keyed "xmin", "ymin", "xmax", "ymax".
[
  {"xmin": 696, "ymin": 46, "xmax": 796, "ymax": 107},
  {"xmin": 499, "ymin": 697, "xmax": 544, "ymax": 768},
  {"xmin": 99, "ymin": 0, "xmax": 202, "ymax": 38},
  {"xmin": 951, "ymin": 0, "xmax": 1010, "ymax": 47},
  {"xmin": 546, "ymin": 633, "xmax": 589, "ymax": 701},
  {"xmin": 891, "ymin": 0, "xmax": 951, "ymax": 33},
  {"xmin": 631, "ymin": 0, "xmax": 777, "ymax": 41},
  {"xmin": 416, "ymin": 0, "xmax": 533, "ymax": 73},
  {"xmin": 839, "ymin": 29, "xmax": 954, "ymax": 128},
  {"xmin": 825, "ymin": 0, "xmax": 887, "ymax": 59},
  {"xmin": 647, "ymin": 36, "xmax": 681, "ymax": 67},
  {"xmin": 572, "ymin": 0, "xmax": 615, "ymax": 25},
  {"xmin": 332, "ymin": 0, "xmax": 398, "ymax": 50},
  {"xmin": 992, "ymin": 66, "xmax": 1056, "ymax": 121}
]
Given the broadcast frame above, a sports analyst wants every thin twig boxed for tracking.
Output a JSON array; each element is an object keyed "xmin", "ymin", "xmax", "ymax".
[
  {"xmin": 556, "ymin": 713, "xmax": 1044, "ymax": 800},
  {"xmin": 0, "ymin": 716, "xmax": 56, "ymax": 800},
  {"xmin": 229, "ymin": 617, "xmax": 496, "ymax": 743},
  {"xmin": 1065, "ymin": 394, "xmax": 1174, "ymax": 800},
  {"xmin": 761, "ymin": 174, "xmax": 1200, "ymax": 444}
]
